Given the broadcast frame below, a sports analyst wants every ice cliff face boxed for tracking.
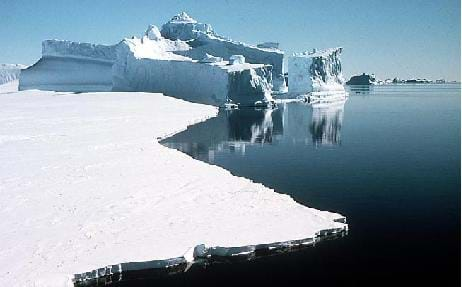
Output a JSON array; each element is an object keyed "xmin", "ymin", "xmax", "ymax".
[
  {"xmin": 0, "ymin": 64, "xmax": 26, "ymax": 85},
  {"xmin": 113, "ymin": 36, "xmax": 273, "ymax": 106},
  {"xmin": 161, "ymin": 12, "xmax": 286, "ymax": 91},
  {"xmin": 288, "ymin": 47, "xmax": 345, "ymax": 94}
]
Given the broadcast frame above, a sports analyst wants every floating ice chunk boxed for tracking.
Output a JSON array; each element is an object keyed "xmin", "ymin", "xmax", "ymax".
[{"xmin": 229, "ymin": 55, "xmax": 245, "ymax": 65}]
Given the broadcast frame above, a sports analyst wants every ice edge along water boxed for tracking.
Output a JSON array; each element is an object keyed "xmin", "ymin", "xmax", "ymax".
[{"xmin": 0, "ymin": 87, "xmax": 347, "ymax": 287}]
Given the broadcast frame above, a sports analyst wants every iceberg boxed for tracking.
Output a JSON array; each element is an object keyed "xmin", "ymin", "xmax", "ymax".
[
  {"xmin": 288, "ymin": 48, "xmax": 345, "ymax": 95},
  {"xmin": 20, "ymin": 13, "xmax": 276, "ymax": 107},
  {"xmin": 19, "ymin": 12, "xmax": 345, "ymax": 105},
  {"xmin": 346, "ymin": 73, "xmax": 377, "ymax": 85}
]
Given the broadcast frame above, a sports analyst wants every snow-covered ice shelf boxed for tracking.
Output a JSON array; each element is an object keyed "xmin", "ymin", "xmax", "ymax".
[{"xmin": 0, "ymin": 88, "xmax": 347, "ymax": 286}]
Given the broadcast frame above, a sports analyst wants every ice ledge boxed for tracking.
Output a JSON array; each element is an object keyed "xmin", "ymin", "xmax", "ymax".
[{"xmin": 73, "ymin": 225, "xmax": 347, "ymax": 285}]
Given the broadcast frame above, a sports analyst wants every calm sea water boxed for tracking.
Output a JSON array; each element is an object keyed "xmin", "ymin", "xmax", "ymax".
[{"xmin": 130, "ymin": 84, "xmax": 460, "ymax": 286}]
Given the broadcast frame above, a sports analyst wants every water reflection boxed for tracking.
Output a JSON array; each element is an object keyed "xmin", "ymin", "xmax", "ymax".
[
  {"xmin": 310, "ymin": 101, "xmax": 345, "ymax": 146},
  {"xmin": 227, "ymin": 108, "xmax": 283, "ymax": 144},
  {"xmin": 347, "ymin": 85, "xmax": 372, "ymax": 94},
  {"xmin": 162, "ymin": 99, "xmax": 347, "ymax": 162}
]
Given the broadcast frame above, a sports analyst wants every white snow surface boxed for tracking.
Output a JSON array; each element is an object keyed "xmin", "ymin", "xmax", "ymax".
[{"xmin": 0, "ymin": 87, "xmax": 346, "ymax": 286}]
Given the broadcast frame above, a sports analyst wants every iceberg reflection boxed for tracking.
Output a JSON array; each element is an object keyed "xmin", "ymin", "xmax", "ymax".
[
  {"xmin": 162, "ymin": 98, "xmax": 347, "ymax": 163},
  {"xmin": 309, "ymin": 100, "xmax": 345, "ymax": 146}
]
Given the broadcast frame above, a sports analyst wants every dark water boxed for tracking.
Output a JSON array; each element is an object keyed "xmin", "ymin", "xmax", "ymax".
[{"xmin": 134, "ymin": 84, "xmax": 460, "ymax": 286}]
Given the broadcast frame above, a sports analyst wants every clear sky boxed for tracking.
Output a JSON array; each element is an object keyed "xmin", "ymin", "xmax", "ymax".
[{"xmin": 0, "ymin": 0, "xmax": 460, "ymax": 81}]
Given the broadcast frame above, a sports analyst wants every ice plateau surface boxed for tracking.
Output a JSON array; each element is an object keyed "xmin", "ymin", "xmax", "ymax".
[{"xmin": 0, "ymin": 86, "xmax": 346, "ymax": 286}]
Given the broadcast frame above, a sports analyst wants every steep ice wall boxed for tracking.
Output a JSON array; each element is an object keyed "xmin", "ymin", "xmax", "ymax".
[
  {"xmin": 20, "ymin": 40, "xmax": 118, "ymax": 92},
  {"xmin": 161, "ymin": 13, "xmax": 286, "ymax": 91},
  {"xmin": 0, "ymin": 64, "xmax": 26, "ymax": 85},
  {"xmin": 113, "ymin": 38, "xmax": 273, "ymax": 106},
  {"xmin": 288, "ymin": 47, "xmax": 345, "ymax": 94},
  {"xmin": 19, "ymin": 57, "xmax": 114, "ymax": 92}
]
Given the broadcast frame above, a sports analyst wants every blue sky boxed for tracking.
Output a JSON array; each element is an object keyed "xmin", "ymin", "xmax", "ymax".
[{"xmin": 0, "ymin": 0, "xmax": 460, "ymax": 80}]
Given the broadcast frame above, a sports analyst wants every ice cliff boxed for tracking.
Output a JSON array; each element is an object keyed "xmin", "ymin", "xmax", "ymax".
[
  {"xmin": 113, "ymin": 34, "xmax": 273, "ymax": 106},
  {"xmin": 288, "ymin": 47, "xmax": 345, "ymax": 94},
  {"xmin": 0, "ymin": 64, "xmax": 26, "ymax": 85}
]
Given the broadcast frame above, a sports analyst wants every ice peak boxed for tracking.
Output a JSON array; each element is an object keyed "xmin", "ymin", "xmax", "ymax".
[
  {"xmin": 145, "ymin": 25, "xmax": 162, "ymax": 41},
  {"xmin": 169, "ymin": 12, "xmax": 197, "ymax": 24}
]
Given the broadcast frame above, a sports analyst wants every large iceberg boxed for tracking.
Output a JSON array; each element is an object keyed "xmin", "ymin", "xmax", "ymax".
[
  {"xmin": 19, "ymin": 12, "xmax": 345, "ymax": 106},
  {"xmin": 20, "ymin": 13, "xmax": 275, "ymax": 107},
  {"xmin": 288, "ymin": 47, "xmax": 345, "ymax": 94}
]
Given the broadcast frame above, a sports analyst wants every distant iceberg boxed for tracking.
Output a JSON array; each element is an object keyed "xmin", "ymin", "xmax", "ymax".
[{"xmin": 346, "ymin": 73, "xmax": 377, "ymax": 85}]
